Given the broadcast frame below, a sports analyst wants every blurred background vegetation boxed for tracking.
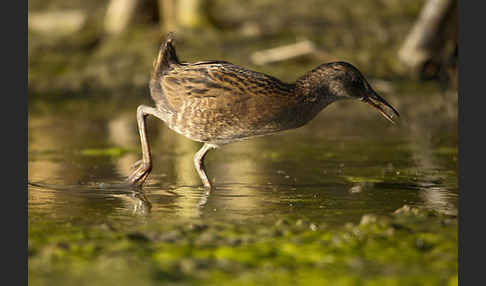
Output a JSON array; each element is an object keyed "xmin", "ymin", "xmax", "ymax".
[{"xmin": 28, "ymin": 0, "xmax": 457, "ymax": 99}]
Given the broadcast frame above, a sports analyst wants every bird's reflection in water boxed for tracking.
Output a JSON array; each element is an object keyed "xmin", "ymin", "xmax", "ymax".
[
  {"xmin": 142, "ymin": 180, "xmax": 212, "ymax": 220},
  {"xmin": 197, "ymin": 188, "xmax": 211, "ymax": 208},
  {"xmin": 115, "ymin": 185, "xmax": 215, "ymax": 218},
  {"xmin": 110, "ymin": 189, "xmax": 152, "ymax": 216}
]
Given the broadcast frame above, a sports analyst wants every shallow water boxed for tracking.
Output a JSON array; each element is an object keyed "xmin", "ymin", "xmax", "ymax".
[
  {"xmin": 28, "ymin": 81, "xmax": 458, "ymax": 229},
  {"xmin": 28, "ymin": 81, "xmax": 458, "ymax": 285}
]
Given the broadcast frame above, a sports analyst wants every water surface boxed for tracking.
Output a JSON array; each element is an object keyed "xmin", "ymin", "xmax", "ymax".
[{"xmin": 28, "ymin": 82, "xmax": 458, "ymax": 228}]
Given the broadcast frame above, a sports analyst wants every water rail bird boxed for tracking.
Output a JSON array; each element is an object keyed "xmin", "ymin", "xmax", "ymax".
[{"xmin": 127, "ymin": 33, "xmax": 400, "ymax": 188}]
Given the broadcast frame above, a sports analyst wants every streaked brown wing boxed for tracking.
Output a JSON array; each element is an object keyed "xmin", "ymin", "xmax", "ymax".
[
  {"xmin": 160, "ymin": 62, "xmax": 296, "ymax": 115},
  {"xmin": 154, "ymin": 61, "xmax": 302, "ymax": 141}
]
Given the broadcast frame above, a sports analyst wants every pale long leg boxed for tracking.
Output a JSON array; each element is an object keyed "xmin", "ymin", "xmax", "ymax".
[
  {"xmin": 193, "ymin": 143, "xmax": 216, "ymax": 188},
  {"xmin": 127, "ymin": 105, "xmax": 167, "ymax": 186}
]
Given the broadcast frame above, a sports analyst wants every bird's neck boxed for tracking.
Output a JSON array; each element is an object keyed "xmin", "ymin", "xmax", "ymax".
[{"xmin": 294, "ymin": 75, "xmax": 336, "ymax": 108}]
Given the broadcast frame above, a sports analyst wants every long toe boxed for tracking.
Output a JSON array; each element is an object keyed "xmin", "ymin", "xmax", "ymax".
[{"xmin": 127, "ymin": 163, "xmax": 152, "ymax": 186}]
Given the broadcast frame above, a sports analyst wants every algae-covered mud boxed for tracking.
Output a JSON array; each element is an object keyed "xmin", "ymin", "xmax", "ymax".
[
  {"xmin": 28, "ymin": 80, "xmax": 457, "ymax": 285},
  {"xmin": 29, "ymin": 207, "xmax": 457, "ymax": 286}
]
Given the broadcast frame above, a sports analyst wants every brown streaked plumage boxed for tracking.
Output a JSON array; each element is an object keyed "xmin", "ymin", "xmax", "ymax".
[{"xmin": 127, "ymin": 33, "xmax": 400, "ymax": 188}]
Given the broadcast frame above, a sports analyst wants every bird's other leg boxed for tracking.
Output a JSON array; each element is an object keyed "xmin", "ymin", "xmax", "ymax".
[
  {"xmin": 193, "ymin": 143, "xmax": 216, "ymax": 188},
  {"xmin": 127, "ymin": 105, "xmax": 166, "ymax": 186}
]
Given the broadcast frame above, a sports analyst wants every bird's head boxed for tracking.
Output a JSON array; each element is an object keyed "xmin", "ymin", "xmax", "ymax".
[{"xmin": 296, "ymin": 62, "xmax": 400, "ymax": 123}]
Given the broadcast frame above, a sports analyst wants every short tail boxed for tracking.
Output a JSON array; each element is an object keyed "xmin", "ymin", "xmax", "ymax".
[{"xmin": 152, "ymin": 32, "xmax": 180, "ymax": 78}]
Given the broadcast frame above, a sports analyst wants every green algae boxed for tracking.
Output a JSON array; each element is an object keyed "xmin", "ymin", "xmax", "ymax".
[
  {"xmin": 29, "ymin": 206, "xmax": 457, "ymax": 286},
  {"xmin": 344, "ymin": 176, "xmax": 385, "ymax": 184},
  {"xmin": 79, "ymin": 147, "xmax": 132, "ymax": 157}
]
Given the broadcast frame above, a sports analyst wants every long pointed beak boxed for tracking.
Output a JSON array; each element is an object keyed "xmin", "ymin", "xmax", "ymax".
[{"xmin": 362, "ymin": 91, "xmax": 400, "ymax": 124}]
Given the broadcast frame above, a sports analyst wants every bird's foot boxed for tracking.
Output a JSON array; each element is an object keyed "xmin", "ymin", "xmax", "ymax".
[{"xmin": 127, "ymin": 161, "xmax": 152, "ymax": 186}]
